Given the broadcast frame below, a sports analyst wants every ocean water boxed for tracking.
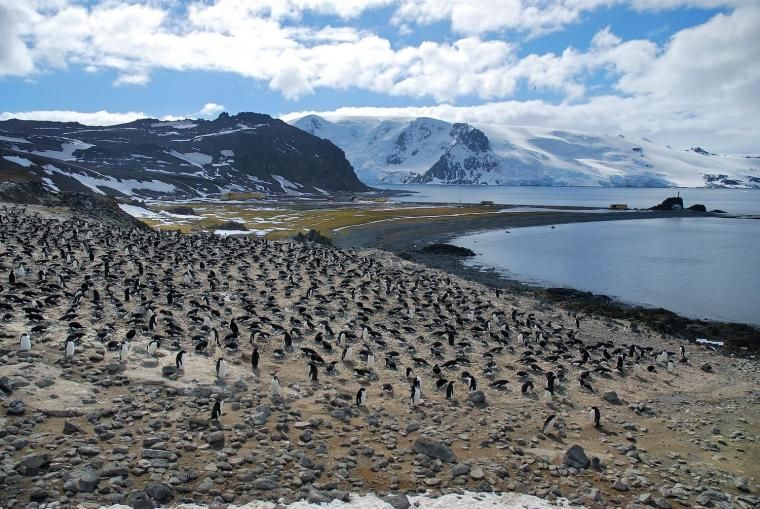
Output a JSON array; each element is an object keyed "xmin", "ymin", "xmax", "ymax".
[
  {"xmin": 101, "ymin": 491, "xmax": 580, "ymax": 509},
  {"xmin": 451, "ymin": 217, "xmax": 760, "ymax": 327},
  {"xmin": 383, "ymin": 185, "xmax": 760, "ymax": 216}
]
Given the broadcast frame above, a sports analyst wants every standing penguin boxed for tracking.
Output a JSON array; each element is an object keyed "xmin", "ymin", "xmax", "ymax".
[
  {"xmin": 251, "ymin": 347, "xmax": 259, "ymax": 369},
  {"xmin": 211, "ymin": 398, "xmax": 223, "ymax": 420},
  {"xmin": 410, "ymin": 383, "xmax": 421, "ymax": 406},
  {"xmin": 119, "ymin": 341, "xmax": 130, "ymax": 362},
  {"xmin": 65, "ymin": 338, "xmax": 75, "ymax": 358},
  {"xmin": 356, "ymin": 387, "xmax": 367, "ymax": 406},
  {"xmin": 341, "ymin": 344, "xmax": 353, "ymax": 362},
  {"xmin": 308, "ymin": 363, "xmax": 319, "ymax": 381},
  {"xmin": 465, "ymin": 375, "xmax": 477, "ymax": 392},
  {"xmin": 446, "ymin": 380, "xmax": 455, "ymax": 399},
  {"xmin": 147, "ymin": 339, "xmax": 159, "ymax": 356},
  {"xmin": 176, "ymin": 350, "xmax": 186, "ymax": 370},
  {"xmin": 270, "ymin": 375, "xmax": 282, "ymax": 398},
  {"xmin": 366, "ymin": 351, "xmax": 375, "ymax": 370},
  {"xmin": 19, "ymin": 333, "xmax": 31, "ymax": 351},
  {"xmin": 590, "ymin": 406, "xmax": 601, "ymax": 428},
  {"xmin": 216, "ymin": 357, "xmax": 228, "ymax": 378}
]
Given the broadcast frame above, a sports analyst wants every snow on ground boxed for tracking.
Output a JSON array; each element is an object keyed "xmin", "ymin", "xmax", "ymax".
[
  {"xmin": 43, "ymin": 164, "xmax": 177, "ymax": 196},
  {"xmin": 151, "ymin": 121, "xmax": 198, "ymax": 129},
  {"xmin": 101, "ymin": 491, "xmax": 579, "ymax": 509},
  {"xmin": 2, "ymin": 155, "xmax": 34, "ymax": 167},
  {"xmin": 30, "ymin": 139, "xmax": 94, "ymax": 161},
  {"xmin": 0, "ymin": 135, "xmax": 31, "ymax": 144},
  {"xmin": 166, "ymin": 150, "xmax": 213, "ymax": 168},
  {"xmin": 40, "ymin": 177, "xmax": 60, "ymax": 192},
  {"xmin": 271, "ymin": 174, "xmax": 305, "ymax": 196},
  {"xmin": 118, "ymin": 204, "xmax": 163, "ymax": 219},
  {"xmin": 221, "ymin": 149, "xmax": 235, "ymax": 157}
]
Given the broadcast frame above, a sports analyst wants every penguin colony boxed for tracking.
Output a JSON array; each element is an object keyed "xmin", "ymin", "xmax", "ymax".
[{"xmin": 0, "ymin": 205, "xmax": 757, "ymax": 507}]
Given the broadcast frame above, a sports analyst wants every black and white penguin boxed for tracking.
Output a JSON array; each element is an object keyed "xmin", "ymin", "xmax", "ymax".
[
  {"xmin": 432, "ymin": 364, "xmax": 441, "ymax": 375},
  {"xmin": 308, "ymin": 363, "xmax": 319, "ymax": 381},
  {"xmin": 366, "ymin": 351, "xmax": 375, "ymax": 370},
  {"xmin": 446, "ymin": 380, "xmax": 455, "ymax": 399},
  {"xmin": 270, "ymin": 375, "xmax": 282, "ymax": 397},
  {"xmin": 521, "ymin": 380, "xmax": 534, "ymax": 394},
  {"xmin": 147, "ymin": 339, "xmax": 159, "ymax": 356},
  {"xmin": 590, "ymin": 406, "xmax": 601, "ymax": 428},
  {"xmin": 119, "ymin": 341, "xmax": 130, "ymax": 362},
  {"xmin": 410, "ymin": 383, "xmax": 421, "ymax": 406},
  {"xmin": 176, "ymin": 350, "xmax": 186, "ymax": 370},
  {"xmin": 542, "ymin": 414, "xmax": 557, "ymax": 435},
  {"xmin": 19, "ymin": 333, "xmax": 31, "ymax": 351},
  {"xmin": 64, "ymin": 338, "xmax": 75, "ymax": 358},
  {"xmin": 356, "ymin": 387, "xmax": 367, "ymax": 406},
  {"xmin": 216, "ymin": 357, "xmax": 228, "ymax": 378},
  {"xmin": 251, "ymin": 347, "xmax": 259, "ymax": 369},
  {"xmin": 341, "ymin": 344, "xmax": 353, "ymax": 361},
  {"xmin": 230, "ymin": 318, "xmax": 239, "ymax": 337},
  {"xmin": 210, "ymin": 398, "xmax": 223, "ymax": 420},
  {"xmin": 405, "ymin": 367, "xmax": 414, "ymax": 380},
  {"xmin": 465, "ymin": 375, "xmax": 477, "ymax": 392}
]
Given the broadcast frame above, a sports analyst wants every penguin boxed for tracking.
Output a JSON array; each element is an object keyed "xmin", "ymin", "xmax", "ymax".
[
  {"xmin": 521, "ymin": 380, "xmax": 534, "ymax": 394},
  {"xmin": 19, "ymin": 333, "xmax": 31, "ymax": 351},
  {"xmin": 446, "ymin": 380, "xmax": 455, "ymax": 399},
  {"xmin": 308, "ymin": 363, "xmax": 319, "ymax": 381},
  {"xmin": 616, "ymin": 355, "xmax": 624, "ymax": 373},
  {"xmin": 405, "ymin": 367, "xmax": 414, "ymax": 380},
  {"xmin": 465, "ymin": 375, "xmax": 477, "ymax": 392},
  {"xmin": 270, "ymin": 375, "xmax": 282, "ymax": 397},
  {"xmin": 176, "ymin": 350, "xmax": 186, "ymax": 370},
  {"xmin": 590, "ymin": 406, "xmax": 601, "ymax": 428},
  {"xmin": 251, "ymin": 347, "xmax": 259, "ymax": 369},
  {"xmin": 341, "ymin": 344, "xmax": 353, "ymax": 361},
  {"xmin": 119, "ymin": 341, "xmax": 130, "ymax": 362},
  {"xmin": 230, "ymin": 318, "xmax": 239, "ymax": 337},
  {"xmin": 432, "ymin": 364, "xmax": 441, "ymax": 375},
  {"xmin": 356, "ymin": 387, "xmax": 367, "ymax": 406},
  {"xmin": 147, "ymin": 339, "xmax": 159, "ymax": 356},
  {"xmin": 542, "ymin": 414, "xmax": 557, "ymax": 435},
  {"xmin": 410, "ymin": 383, "xmax": 421, "ymax": 406},
  {"xmin": 210, "ymin": 398, "xmax": 223, "ymax": 420},
  {"xmin": 216, "ymin": 357, "xmax": 227, "ymax": 378},
  {"xmin": 65, "ymin": 338, "xmax": 75, "ymax": 358},
  {"xmin": 366, "ymin": 351, "xmax": 375, "ymax": 370}
]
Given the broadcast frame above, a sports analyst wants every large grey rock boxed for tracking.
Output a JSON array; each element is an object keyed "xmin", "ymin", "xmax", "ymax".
[
  {"xmin": 205, "ymin": 431, "xmax": 225, "ymax": 448},
  {"xmin": 382, "ymin": 494, "xmax": 410, "ymax": 509},
  {"xmin": 467, "ymin": 390, "xmax": 487, "ymax": 404},
  {"xmin": 130, "ymin": 491, "xmax": 155, "ymax": 509},
  {"xmin": 412, "ymin": 437, "xmax": 457, "ymax": 463},
  {"xmin": 16, "ymin": 453, "xmax": 50, "ymax": 474},
  {"xmin": 78, "ymin": 468, "xmax": 99, "ymax": 493},
  {"xmin": 63, "ymin": 421, "xmax": 84, "ymax": 435},
  {"xmin": 563, "ymin": 444, "xmax": 590, "ymax": 469},
  {"xmin": 7, "ymin": 399, "xmax": 25, "ymax": 415},
  {"xmin": 603, "ymin": 391, "xmax": 622, "ymax": 405},
  {"xmin": 145, "ymin": 483, "xmax": 174, "ymax": 504},
  {"xmin": 254, "ymin": 478, "xmax": 278, "ymax": 490}
]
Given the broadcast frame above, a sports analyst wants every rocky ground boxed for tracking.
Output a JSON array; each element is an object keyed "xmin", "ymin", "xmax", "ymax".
[{"xmin": 0, "ymin": 204, "xmax": 757, "ymax": 509}]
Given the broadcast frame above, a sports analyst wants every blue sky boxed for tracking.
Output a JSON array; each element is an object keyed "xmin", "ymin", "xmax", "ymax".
[{"xmin": 1, "ymin": 1, "xmax": 758, "ymax": 153}]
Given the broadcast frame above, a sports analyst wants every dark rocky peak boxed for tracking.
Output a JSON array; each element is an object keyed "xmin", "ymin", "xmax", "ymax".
[{"xmin": 450, "ymin": 123, "xmax": 490, "ymax": 152}]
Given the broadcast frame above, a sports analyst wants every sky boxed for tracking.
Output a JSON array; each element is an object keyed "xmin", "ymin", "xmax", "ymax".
[{"xmin": 1, "ymin": 0, "xmax": 759, "ymax": 153}]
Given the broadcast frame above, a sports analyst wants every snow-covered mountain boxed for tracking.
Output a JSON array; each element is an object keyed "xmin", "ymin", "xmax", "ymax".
[
  {"xmin": 0, "ymin": 113, "xmax": 368, "ymax": 198},
  {"xmin": 292, "ymin": 115, "xmax": 760, "ymax": 188}
]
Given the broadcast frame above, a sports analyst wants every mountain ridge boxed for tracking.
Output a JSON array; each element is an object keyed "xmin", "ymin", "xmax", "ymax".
[
  {"xmin": 291, "ymin": 115, "xmax": 760, "ymax": 188},
  {"xmin": 0, "ymin": 112, "xmax": 369, "ymax": 198}
]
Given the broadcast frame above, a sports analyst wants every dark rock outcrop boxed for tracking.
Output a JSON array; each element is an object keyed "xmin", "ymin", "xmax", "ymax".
[
  {"xmin": 649, "ymin": 196, "xmax": 684, "ymax": 211},
  {"xmin": 687, "ymin": 204, "xmax": 707, "ymax": 212},
  {"xmin": 412, "ymin": 437, "xmax": 457, "ymax": 463},
  {"xmin": 421, "ymin": 243, "xmax": 476, "ymax": 257}
]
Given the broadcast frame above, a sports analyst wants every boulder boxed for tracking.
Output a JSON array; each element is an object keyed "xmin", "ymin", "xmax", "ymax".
[
  {"xmin": 168, "ymin": 206, "xmax": 196, "ymax": 216},
  {"xmin": 205, "ymin": 431, "xmax": 225, "ymax": 448},
  {"xmin": 687, "ymin": 204, "xmax": 707, "ymax": 212},
  {"xmin": 412, "ymin": 437, "xmax": 457, "ymax": 463},
  {"xmin": 467, "ymin": 390, "xmax": 487, "ymax": 404},
  {"xmin": 701, "ymin": 363, "xmax": 713, "ymax": 373},
  {"xmin": 382, "ymin": 494, "xmax": 411, "ymax": 509},
  {"xmin": 564, "ymin": 445, "xmax": 590, "ymax": 469},
  {"xmin": 603, "ymin": 391, "xmax": 622, "ymax": 405},
  {"xmin": 130, "ymin": 491, "xmax": 156, "ymax": 509},
  {"xmin": 63, "ymin": 421, "xmax": 84, "ymax": 435},
  {"xmin": 144, "ymin": 483, "xmax": 174, "ymax": 504},
  {"xmin": 78, "ymin": 468, "xmax": 99, "ymax": 493},
  {"xmin": 16, "ymin": 453, "xmax": 50, "ymax": 474},
  {"xmin": 649, "ymin": 197, "xmax": 684, "ymax": 211}
]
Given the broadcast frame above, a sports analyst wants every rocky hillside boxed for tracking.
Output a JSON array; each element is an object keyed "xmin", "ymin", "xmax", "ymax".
[
  {"xmin": 292, "ymin": 115, "xmax": 760, "ymax": 188},
  {"xmin": 0, "ymin": 113, "xmax": 369, "ymax": 198}
]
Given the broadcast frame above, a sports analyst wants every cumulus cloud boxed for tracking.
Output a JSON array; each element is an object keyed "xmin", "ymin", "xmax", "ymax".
[
  {"xmin": 198, "ymin": 103, "xmax": 226, "ymax": 118},
  {"xmin": 0, "ymin": 109, "xmax": 148, "ymax": 125}
]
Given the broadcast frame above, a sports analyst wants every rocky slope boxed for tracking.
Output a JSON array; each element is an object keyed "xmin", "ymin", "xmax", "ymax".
[
  {"xmin": 0, "ymin": 113, "xmax": 369, "ymax": 198},
  {"xmin": 292, "ymin": 115, "xmax": 760, "ymax": 188},
  {"xmin": 0, "ymin": 205, "xmax": 757, "ymax": 508}
]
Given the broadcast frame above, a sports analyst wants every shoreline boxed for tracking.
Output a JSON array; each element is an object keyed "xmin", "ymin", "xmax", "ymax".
[{"xmin": 333, "ymin": 208, "xmax": 760, "ymax": 354}]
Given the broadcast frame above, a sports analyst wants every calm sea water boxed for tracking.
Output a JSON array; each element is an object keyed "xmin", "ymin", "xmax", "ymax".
[
  {"xmin": 451, "ymin": 217, "xmax": 760, "ymax": 326},
  {"xmin": 384, "ymin": 185, "xmax": 760, "ymax": 215}
]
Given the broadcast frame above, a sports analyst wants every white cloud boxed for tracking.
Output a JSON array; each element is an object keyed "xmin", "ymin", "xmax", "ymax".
[
  {"xmin": 198, "ymin": 102, "xmax": 225, "ymax": 117},
  {"xmin": 0, "ymin": 109, "xmax": 148, "ymax": 125}
]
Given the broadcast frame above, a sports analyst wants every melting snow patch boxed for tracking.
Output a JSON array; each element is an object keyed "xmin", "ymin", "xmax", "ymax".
[
  {"xmin": 40, "ymin": 177, "xmax": 60, "ymax": 192},
  {"xmin": 221, "ymin": 149, "xmax": 235, "ymax": 157},
  {"xmin": 118, "ymin": 204, "xmax": 162, "ymax": 219},
  {"xmin": 167, "ymin": 150, "xmax": 213, "ymax": 168},
  {"xmin": 30, "ymin": 140, "xmax": 94, "ymax": 161},
  {"xmin": 271, "ymin": 174, "xmax": 305, "ymax": 195},
  {"xmin": 696, "ymin": 338, "xmax": 724, "ymax": 346},
  {"xmin": 151, "ymin": 121, "xmax": 198, "ymax": 129},
  {"xmin": 3, "ymin": 155, "xmax": 34, "ymax": 167}
]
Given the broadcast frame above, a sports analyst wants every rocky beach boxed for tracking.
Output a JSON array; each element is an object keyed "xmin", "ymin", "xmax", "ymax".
[{"xmin": 0, "ymin": 201, "xmax": 758, "ymax": 509}]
